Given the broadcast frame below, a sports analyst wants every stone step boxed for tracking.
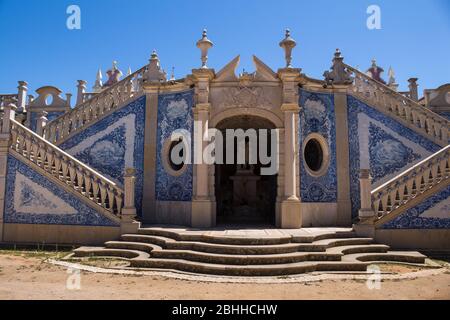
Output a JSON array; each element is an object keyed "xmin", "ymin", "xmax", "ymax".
[
  {"xmin": 138, "ymin": 227, "xmax": 292, "ymax": 245},
  {"xmin": 139, "ymin": 227, "xmax": 357, "ymax": 244},
  {"xmin": 121, "ymin": 234, "xmax": 374, "ymax": 255},
  {"xmin": 122, "ymin": 234, "xmax": 306, "ymax": 254},
  {"xmin": 129, "ymin": 258, "xmax": 370, "ymax": 276},
  {"xmin": 105, "ymin": 241, "xmax": 162, "ymax": 253},
  {"xmin": 73, "ymin": 247, "xmax": 150, "ymax": 259},
  {"xmin": 291, "ymin": 231, "xmax": 357, "ymax": 243},
  {"xmin": 342, "ymin": 251, "xmax": 427, "ymax": 264},
  {"xmin": 326, "ymin": 244, "xmax": 390, "ymax": 255}
]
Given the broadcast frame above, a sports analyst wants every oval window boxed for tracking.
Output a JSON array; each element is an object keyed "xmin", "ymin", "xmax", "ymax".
[
  {"xmin": 304, "ymin": 139, "xmax": 323, "ymax": 172},
  {"xmin": 168, "ymin": 138, "xmax": 185, "ymax": 172}
]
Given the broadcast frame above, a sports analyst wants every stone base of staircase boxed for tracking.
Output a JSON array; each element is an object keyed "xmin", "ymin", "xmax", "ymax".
[{"xmin": 72, "ymin": 225, "xmax": 427, "ymax": 277}]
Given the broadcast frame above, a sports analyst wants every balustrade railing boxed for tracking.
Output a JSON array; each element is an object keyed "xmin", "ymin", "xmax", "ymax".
[
  {"xmin": 371, "ymin": 145, "xmax": 450, "ymax": 219},
  {"xmin": 10, "ymin": 119, "xmax": 124, "ymax": 216},
  {"xmin": 44, "ymin": 66, "xmax": 147, "ymax": 144},
  {"xmin": 82, "ymin": 92, "xmax": 99, "ymax": 102},
  {"xmin": 345, "ymin": 64, "xmax": 450, "ymax": 146}
]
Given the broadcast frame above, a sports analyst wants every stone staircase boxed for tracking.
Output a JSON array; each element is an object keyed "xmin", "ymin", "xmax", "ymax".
[{"xmin": 73, "ymin": 227, "xmax": 427, "ymax": 276}]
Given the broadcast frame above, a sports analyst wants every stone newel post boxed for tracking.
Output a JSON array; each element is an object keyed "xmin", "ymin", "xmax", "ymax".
[
  {"xmin": 36, "ymin": 111, "xmax": 48, "ymax": 136},
  {"xmin": 2, "ymin": 103, "xmax": 17, "ymax": 134},
  {"xmin": 408, "ymin": 78, "xmax": 419, "ymax": 101},
  {"xmin": 358, "ymin": 169, "xmax": 375, "ymax": 222},
  {"xmin": 76, "ymin": 80, "xmax": 87, "ymax": 106},
  {"xmin": 121, "ymin": 167, "xmax": 139, "ymax": 234}
]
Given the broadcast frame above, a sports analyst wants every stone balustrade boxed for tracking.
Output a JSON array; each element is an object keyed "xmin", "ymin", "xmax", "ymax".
[
  {"xmin": 371, "ymin": 145, "xmax": 450, "ymax": 219},
  {"xmin": 9, "ymin": 119, "xmax": 124, "ymax": 216},
  {"xmin": 44, "ymin": 66, "xmax": 146, "ymax": 144},
  {"xmin": 82, "ymin": 92, "xmax": 99, "ymax": 102},
  {"xmin": 345, "ymin": 64, "xmax": 450, "ymax": 146}
]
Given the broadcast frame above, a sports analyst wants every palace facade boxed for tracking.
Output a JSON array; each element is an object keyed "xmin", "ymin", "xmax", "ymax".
[{"xmin": 0, "ymin": 30, "xmax": 449, "ymax": 253}]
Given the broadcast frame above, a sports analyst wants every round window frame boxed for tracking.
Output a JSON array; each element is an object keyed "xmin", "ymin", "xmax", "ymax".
[
  {"xmin": 162, "ymin": 137, "xmax": 188, "ymax": 177},
  {"xmin": 302, "ymin": 133, "xmax": 330, "ymax": 177}
]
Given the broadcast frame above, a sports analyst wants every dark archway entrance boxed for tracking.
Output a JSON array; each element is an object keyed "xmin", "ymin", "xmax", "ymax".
[{"xmin": 214, "ymin": 115, "xmax": 278, "ymax": 225}]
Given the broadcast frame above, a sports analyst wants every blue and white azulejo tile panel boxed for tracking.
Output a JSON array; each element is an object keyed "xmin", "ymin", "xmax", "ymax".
[
  {"xmin": 381, "ymin": 186, "xmax": 450, "ymax": 229},
  {"xmin": 59, "ymin": 95, "xmax": 146, "ymax": 216},
  {"xmin": 347, "ymin": 95, "xmax": 441, "ymax": 218},
  {"xmin": 4, "ymin": 155, "xmax": 118, "ymax": 226},
  {"xmin": 155, "ymin": 90, "xmax": 194, "ymax": 201},
  {"xmin": 299, "ymin": 89, "xmax": 338, "ymax": 203}
]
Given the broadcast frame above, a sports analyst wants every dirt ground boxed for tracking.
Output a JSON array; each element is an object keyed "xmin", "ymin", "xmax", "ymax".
[{"xmin": 0, "ymin": 252, "xmax": 449, "ymax": 300}]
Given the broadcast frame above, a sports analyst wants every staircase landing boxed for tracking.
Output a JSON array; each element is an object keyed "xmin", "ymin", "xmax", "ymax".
[{"xmin": 73, "ymin": 225, "xmax": 428, "ymax": 277}]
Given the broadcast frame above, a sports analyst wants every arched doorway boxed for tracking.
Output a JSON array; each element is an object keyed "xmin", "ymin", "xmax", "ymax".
[{"xmin": 214, "ymin": 115, "xmax": 278, "ymax": 225}]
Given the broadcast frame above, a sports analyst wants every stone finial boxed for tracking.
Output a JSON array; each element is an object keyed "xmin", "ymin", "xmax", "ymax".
[
  {"xmin": 127, "ymin": 67, "xmax": 132, "ymax": 76},
  {"xmin": 387, "ymin": 66, "xmax": 399, "ymax": 91},
  {"xmin": 279, "ymin": 29, "xmax": 296, "ymax": 68},
  {"xmin": 323, "ymin": 48, "xmax": 353, "ymax": 86},
  {"xmin": 103, "ymin": 61, "xmax": 123, "ymax": 87},
  {"xmin": 144, "ymin": 50, "xmax": 167, "ymax": 83},
  {"xmin": 92, "ymin": 69, "xmax": 103, "ymax": 93},
  {"xmin": 170, "ymin": 67, "xmax": 175, "ymax": 81},
  {"xmin": 366, "ymin": 59, "xmax": 386, "ymax": 84},
  {"xmin": 196, "ymin": 29, "xmax": 213, "ymax": 69}
]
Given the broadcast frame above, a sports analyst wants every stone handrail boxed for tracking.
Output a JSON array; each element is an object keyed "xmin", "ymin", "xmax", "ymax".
[
  {"xmin": 345, "ymin": 64, "xmax": 450, "ymax": 146},
  {"xmin": 44, "ymin": 66, "xmax": 147, "ymax": 144},
  {"xmin": 10, "ymin": 119, "xmax": 124, "ymax": 216},
  {"xmin": 371, "ymin": 145, "xmax": 450, "ymax": 219}
]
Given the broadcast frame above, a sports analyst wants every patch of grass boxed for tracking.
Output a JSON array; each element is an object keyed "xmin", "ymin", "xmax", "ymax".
[
  {"xmin": 67, "ymin": 257, "xmax": 130, "ymax": 269},
  {"xmin": 0, "ymin": 248, "xmax": 69, "ymax": 260}
]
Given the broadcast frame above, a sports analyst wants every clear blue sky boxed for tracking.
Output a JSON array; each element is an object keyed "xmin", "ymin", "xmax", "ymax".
[{"xmin": 1, "ymin": 0, "xmax": 449, "ymax": 98}]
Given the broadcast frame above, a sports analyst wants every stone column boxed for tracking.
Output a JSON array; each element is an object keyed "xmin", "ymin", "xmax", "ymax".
[
  {"xmin": 17, "ymin": 81, "xmax": 28, "ymax": 112},
  {"xmin": 121, "ymin": 168, "xmax": 139, "ymax": 234},
  {"xmin": 191, "ymin": 68, "xmax": 215, "ymax": 228},
  {"xmin": 278, "ymin": 68, "xmax": 302, "ymax": 228},
  {"xmin": 76, "ymin": 80, "xmax": 87, "ymax": 106},
  {"xmin": 36, "ymin": 111, "xmax": 48, "ymax": 136},
  {"xmin": 408, "ymin": 78, "xmax": 419, "ymax": 101}
]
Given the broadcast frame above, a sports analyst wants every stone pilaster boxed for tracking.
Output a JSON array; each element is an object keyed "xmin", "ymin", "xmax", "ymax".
[
  {"xmin": 191, "ymin": 68, "xmax": 215, "ymax": 228},
  {"xmin": 334, "ymin": 90, "xmax": 352, "ymax": 226},
  {"xmin": 0, "ymin": 103, "xmax": 16, "ymax": 241},
  {"xmin": 278, "ymin": 68, "xmax": 302, "ymax": 228},
  {"xmin": 141, "ymin": 85, "xmax": 159, "ymax": 223}
]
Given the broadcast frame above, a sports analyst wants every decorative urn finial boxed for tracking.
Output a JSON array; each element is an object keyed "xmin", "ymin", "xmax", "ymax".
[
  {"xmin": 279, "ymin": 29, "xmax": 297, "ymax": 68},
  {"xmin": 196, "ymin": 29, "xmax": 213, "ymax": 69}
]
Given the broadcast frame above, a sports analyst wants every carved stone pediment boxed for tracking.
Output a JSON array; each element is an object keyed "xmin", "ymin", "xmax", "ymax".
[
  {"xmin": 217, "ymin": 86, "xmax": 275, "ymax": 110},
  {"xmin": 215, "ymin": 56, "xmax": 240, "ymax": 82}
]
